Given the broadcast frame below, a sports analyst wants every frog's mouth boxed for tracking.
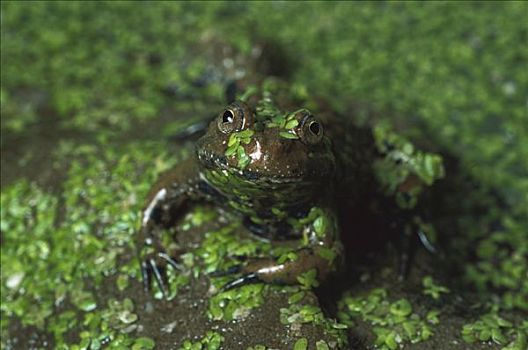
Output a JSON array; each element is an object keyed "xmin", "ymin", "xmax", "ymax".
[
  {"xmin": 198, "ymin": 151, "xmax": 308, "ymax": 184},
  {"xmin": 199, "ymin": 153, "xmax": 324, "ymax": 208},
  {"xmin": 202, "ymin": 155, "xmax": 304, "ymax": 183}
]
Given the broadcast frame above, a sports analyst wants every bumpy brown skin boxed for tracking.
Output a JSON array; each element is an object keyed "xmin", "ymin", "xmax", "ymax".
[{"xmin": 137, "ymin": 87, "xmax": 343, "ymax": 296}]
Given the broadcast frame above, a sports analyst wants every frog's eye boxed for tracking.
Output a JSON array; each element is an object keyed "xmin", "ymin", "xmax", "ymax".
[
  {"xmin": 217, "ymin": 101, "xmax": 250, "ymax": 134},
  {"xmin": 299, "ymin": 115, "xmax": 324, "ymax": 145}
]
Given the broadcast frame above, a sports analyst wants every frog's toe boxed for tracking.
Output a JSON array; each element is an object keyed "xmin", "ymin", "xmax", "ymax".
[
  {"xmin": 139, "ymin": 257, "xmax": 169, "ymax": 298},
  {"xmin": 140, "ymin": 252, "xmax": 184, "ymax": 299},
  {"xmin": 158, "ymin": 252, "xmax": 185, "ymax": 272},
  {"xmin": 220, "ymin": 272, "xmax": 261, "ymax": 292},
  {"xmin": 140, "ymin": 260, "xmax": 151, "ymax": 292},
  {"xmin": 209, "ymin": 264, "xmax": 243, "ymax": 277},
  {"xmin": 149, "ymin": 258, "xmax": 169, "ymax": 298},
  {"xmin": 417, "ymin": 228, "xmax": 437, "ymax": 254}
]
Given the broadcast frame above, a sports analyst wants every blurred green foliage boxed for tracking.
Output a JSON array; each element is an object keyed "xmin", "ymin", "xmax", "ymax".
[
  {"xmin": 2, "ymin": 2, "xmax": 526, "ymax": 207},
  {"xmin": 461, "ymin": 311, "xmax": 527, "ymax": 350}
]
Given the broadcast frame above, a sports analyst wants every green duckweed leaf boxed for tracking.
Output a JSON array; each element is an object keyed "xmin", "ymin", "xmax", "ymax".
[
  {"xmin": 285, "ymin": 119, "xmax": 299, "ymax": 130},
  {"xmin": 279, "ymin": 131, "xmax": 299, "ymax": 139},
  {"xmin": 293, "ymin": 338, "xmax": 308, "ymax": 350}
]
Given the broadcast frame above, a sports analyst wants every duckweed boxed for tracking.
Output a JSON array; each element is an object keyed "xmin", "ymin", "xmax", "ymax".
[
  {"xmin": 246, "ymin": 345, "xmax": 267, "ymax": 350},
  {"xmin": 266, "ymin": 109, "xmax": 303, "ymax": 140},
  {"xmin": 208, "ymin": 284, "xmax": 266, "ymax": 321},
  {"xmin": 502, "ymin": 328, "xmax": 527, "ymax": 350},
  {"xmin": 280, "ymin": 303, "xmax": 347, "ymax": 347},
  {"xmin": 2, "ymin": 2, "xmax": 527, "ymax": 348},
  {"xmin": 288, "ymin": 291, "xmax": 306, "ymax": 305},
  {"xmin": 422, "ymin": 276, "xmax": 450, "ymax": 301},
  {"xmin": 297, "ymin": 269, "xmax": 320, "ymax": 290},
  {"xmin": 316, "ymin": 340, "xmax": 330, "ymax": 350},
  {"xmin": 293, "ymin": 337, "xmax": 308, "ymax": 350},
  {"xmin": 225, "ymin": 129, "xmax": 255, "ymax": 169},
  {"xmin": 373, "ymin": 122, "xmax": 445, "ymax": 209},
  {"xmin": 131, "ymin": 337, "xmax": 156, "ymax": 350},
  {"xmin": 465, "ymin": 216, "xmax": 528, "ymax": 311},
  {"xmin": 178, "ymin": 331, "xmax": 224, "ymax": 350},
  {"xmin": 338, "ymin": 288, "xmax": 436, "ymax": 349},
  {"xmin": 461, "ymin": 311, "xmax": 527, "ymax": 348},
  {"xmin": 1, "ymin": 141, "xmax": 178, "ymax": 347}
]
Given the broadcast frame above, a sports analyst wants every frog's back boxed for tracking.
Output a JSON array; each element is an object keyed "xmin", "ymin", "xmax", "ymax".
[{"xmin": 317, "ymin": 107, "xmax": 378, "ymax": 198}]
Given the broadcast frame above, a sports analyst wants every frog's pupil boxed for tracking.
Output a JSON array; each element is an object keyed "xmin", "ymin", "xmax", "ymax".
[
  {"xmin": 309, "ymin": 121, "xmax": 320, "ymax": 135},
  {"xmin": 223, "ymin": 110, "xmax": 234, "ymax": 124}
]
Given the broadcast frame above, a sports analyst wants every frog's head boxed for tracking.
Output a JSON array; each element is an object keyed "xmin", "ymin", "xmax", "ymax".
[{"xmin": 196, "ymin": 94, "xmax": 336, "ymax": 203}]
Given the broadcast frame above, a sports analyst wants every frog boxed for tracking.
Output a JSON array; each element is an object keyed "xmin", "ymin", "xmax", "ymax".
[{"xmin": 137, "ymin": 80, "xmax": 444, "ymax": 298}]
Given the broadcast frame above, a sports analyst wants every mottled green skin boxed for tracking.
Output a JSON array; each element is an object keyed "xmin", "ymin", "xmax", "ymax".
[{"xmin": 137, "ymin": 82, "xmax": 444, "ymax": 289}]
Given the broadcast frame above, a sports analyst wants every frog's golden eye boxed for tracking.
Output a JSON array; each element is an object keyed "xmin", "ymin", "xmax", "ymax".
[
  {"xmin": 217, "ymin": 101, "xmax": 250, "ymax": 134},
  {"xmin": 299, "ymin": 115, "xmax": 324, "ymax": 145}
]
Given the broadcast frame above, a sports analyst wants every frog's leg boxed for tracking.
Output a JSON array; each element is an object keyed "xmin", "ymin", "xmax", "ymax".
[
  {"xmin": 394, "ymin": 212, "xmax": 439, "ymax": 279},
  {"xmin": 138, "ymin": 157, "xmax": 205, "ymax": 298},
  {"xmin": 381, "ymin": 172, "xmax": 441, "ymax": 278},
  {"xmin": 377, "ymin": 181, "xmax": 440, "ymax": 279},
  {"xmin": 219, "ymin": 207, "xmax": 342, "ymax": 290},
  {"xmin": 372, "ymin": 124, "xmax": 444, "ymax": 278}
]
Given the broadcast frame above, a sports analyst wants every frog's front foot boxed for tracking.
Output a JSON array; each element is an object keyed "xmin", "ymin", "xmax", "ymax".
[
  {"xmin": 138, "ymin": 235, "xmax": 184, "ymax": 299},
  {"xmin": 140, "ymin": 251, "xmax": 184, "ymax": 298}
]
